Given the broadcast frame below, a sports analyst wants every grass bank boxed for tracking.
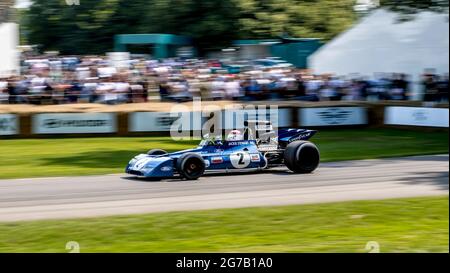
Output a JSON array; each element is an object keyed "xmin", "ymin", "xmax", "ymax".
[
  {"xmin": 0, "ymin": 128, "xmax": 448, "ymax": 179},
  {"xmin": 0, "ymin": 196, "xmax": 447, "ymax": 253}
]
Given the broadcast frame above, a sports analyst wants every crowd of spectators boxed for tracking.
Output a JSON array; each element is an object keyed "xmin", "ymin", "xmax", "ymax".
[{"xmin": 0, "ymin": 56, "xmax": 448, "ymax": 105}]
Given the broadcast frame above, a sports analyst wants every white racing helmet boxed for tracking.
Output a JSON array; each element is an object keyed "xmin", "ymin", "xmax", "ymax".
[{"xmin": 227, "ymin": 130, "xmax": 244, "ymax": 141}]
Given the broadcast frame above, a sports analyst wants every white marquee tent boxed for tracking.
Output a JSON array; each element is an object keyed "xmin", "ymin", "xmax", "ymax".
[
  {"xmin": 0, "ymin": 23, "xmax": 19, "ymax": 77},
  {"xmin": 309, "ymin": 9, "xmax": 449, "ymax": 97}
]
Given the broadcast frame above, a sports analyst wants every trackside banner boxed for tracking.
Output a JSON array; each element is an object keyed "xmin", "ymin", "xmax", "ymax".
[
  {"xmin": 222, "ymin": 108, "xmax": 291, "ymax": 130},
  {"xmin": 129, "ymin": 112, "xmax": 204, "ymax": 132},
  {"xmin": 129, "ymin": 109, "xmax": 292, "ymax": 132},
  {"xmin": 299, "ymin": 107, "xmax": 368, "ymax": 126},
  {"xmin": 0, "ymin": 114, "xmax": 19, "ymax": 136},
  {"xmin": 385, "ymin": 107, "xmax": 449, "ymax": 128},
  {"xmin": 33, "ymin": 113, "xmax": 117, "ymax": 134}
]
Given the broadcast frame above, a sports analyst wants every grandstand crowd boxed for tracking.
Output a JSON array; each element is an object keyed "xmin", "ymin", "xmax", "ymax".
[{"xmin": 0, "ymin": 56, "xmax": 448, "ymax": 104}]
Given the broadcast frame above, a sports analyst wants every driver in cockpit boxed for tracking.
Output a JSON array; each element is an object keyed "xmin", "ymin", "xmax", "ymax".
[{"xmin": 227, "ymin": 130, "xmax": 244, "ymax": 141}]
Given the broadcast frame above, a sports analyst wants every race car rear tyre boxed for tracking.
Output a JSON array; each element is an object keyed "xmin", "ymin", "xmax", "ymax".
[
  {"xmin": 147, "ymin": 149, "xmax": 168, "ymax": 156},
  {"xmin": 284, "ymin": 141, "xmax": 320, "ymax": 174},
  {"xmin": 177, "ymin": 153, "xmax": 205, "ymax": 180}
]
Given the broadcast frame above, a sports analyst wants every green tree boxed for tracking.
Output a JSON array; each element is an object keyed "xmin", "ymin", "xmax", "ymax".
[
  {"xmin": 236, "ymin": 0, "xmax": 357, "ymax": 40},
  {"xmin": 24, "ymin": 0, "xmax": 359, "ymax": 54},
  {"xmin": 137, "ymin": 0, "xmax": 240, "ymax": 52},
  {"xmin": 26, "ymin": 0, "xmax": 124, "ymax": 54}
]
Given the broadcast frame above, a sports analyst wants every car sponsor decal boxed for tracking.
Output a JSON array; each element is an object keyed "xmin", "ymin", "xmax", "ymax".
[
  {"xmin": 161, "ymin": 166, "xmax": 172, "ymax": 172},
  {"xmin": 250, "ymin": 154, "xmax": 261, "ymax": 162},
  {"xmin": 211, "ymin": 157, "xmax": 224, "ymax": 164},
  {"xmin": 258, "ymin": 145, "xmax": 278, "ymax": 151},
  {"xmin": 230, "ymin": 152, "xmax": 251, "ymax": 169},
  {"xmin": 227, "ymin": 141, "xmax": 251, "ymax": 146},
  {"xmin": 288, "ymin": 132, "xmax": 313, "ymax": 142}
]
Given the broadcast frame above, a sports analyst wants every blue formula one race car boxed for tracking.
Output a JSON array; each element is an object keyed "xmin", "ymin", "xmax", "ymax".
[{"xmin": 126, "ymin": 120, "xmax": 320, "ymax": 180}]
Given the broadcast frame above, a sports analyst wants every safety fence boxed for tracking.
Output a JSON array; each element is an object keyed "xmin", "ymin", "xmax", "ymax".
[{"xmin": 0, "ymin": 101, "xmax": 448, "ymax": 138}]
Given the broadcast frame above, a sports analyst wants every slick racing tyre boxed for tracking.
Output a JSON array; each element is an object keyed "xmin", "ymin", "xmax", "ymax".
[
  {"xmin": 147, "ymin": 149, "xmax": 168, "ymax": 156},
  {"xmin": 284, "ymin": 141, "xmax": 320, "ymax": 174},
  {"xmin": 177, "ymin": 153, "xmax": 206, "ymax": 180}
]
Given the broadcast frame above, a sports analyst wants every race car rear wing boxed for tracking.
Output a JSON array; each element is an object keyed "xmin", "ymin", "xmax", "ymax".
[
  {"xmin": 244, "ymin": 120, "xmax": 317, "ymax": 146},
  {"xmin": 278, "ymin": 129, "xmax": 318, "ymax": 146}
]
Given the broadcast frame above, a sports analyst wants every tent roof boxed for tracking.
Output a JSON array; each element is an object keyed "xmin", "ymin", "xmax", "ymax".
[{"xmin": 309, "ymin": 9, "xmax": 449, "ymax": 79}]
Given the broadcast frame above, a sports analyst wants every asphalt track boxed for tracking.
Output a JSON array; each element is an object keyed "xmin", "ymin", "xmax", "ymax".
[{"xmin": 0, "ymin": 155, "xmax": 448, "ymax": 222}]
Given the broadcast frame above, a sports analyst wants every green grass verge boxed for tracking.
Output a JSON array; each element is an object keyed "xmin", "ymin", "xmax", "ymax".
[
  {"xmin": 0, "ymin": 196, "xmax": 447, "ymax": 253},
  {"xmin": 0, "ymin": 128, "xmax": 448, "ymax": 179}
]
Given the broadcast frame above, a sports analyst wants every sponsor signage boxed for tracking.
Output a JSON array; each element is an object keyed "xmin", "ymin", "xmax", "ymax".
[
  {"xmin": 0, "ymin": 114, "xmax": 18, "ymax": 135},
  {"xmin": 222, "ymin": 108, "xmax": 291, "ymax": 130},
  {"xmin": 385, "ymin": 107, "xmax": 449, "ymax": 128},
  {"xmin": 130, "ymin": 109, "xmax": 291, "ymax": 133},
  {"xmin": 299, "ymin": 107, "xmax": 367, "ymax": 126},
  {"xmin": 129, "ymin": 112, "xmax": 204, "ymax": 132},
  {"xmin": 33, "ymin": 113, "xmax": 117, "ymax": 134}
]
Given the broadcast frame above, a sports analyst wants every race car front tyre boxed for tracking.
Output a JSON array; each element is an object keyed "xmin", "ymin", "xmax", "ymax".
[
  {"xmin": 147, "ymin": 149, "xmax": 168, "ymax": 156},
  {"xmin": 177, "ymin": 153, "xmax": 206, "ymax": 180},
  {"xmin": 284, "ymin": 141, "xmax": 320, "ymax": 174}
]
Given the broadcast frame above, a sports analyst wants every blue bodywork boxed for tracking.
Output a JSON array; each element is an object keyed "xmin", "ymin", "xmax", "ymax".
[{"xmin": 125, "ymin": 129, "xmax": 317, "ymax": 178}]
